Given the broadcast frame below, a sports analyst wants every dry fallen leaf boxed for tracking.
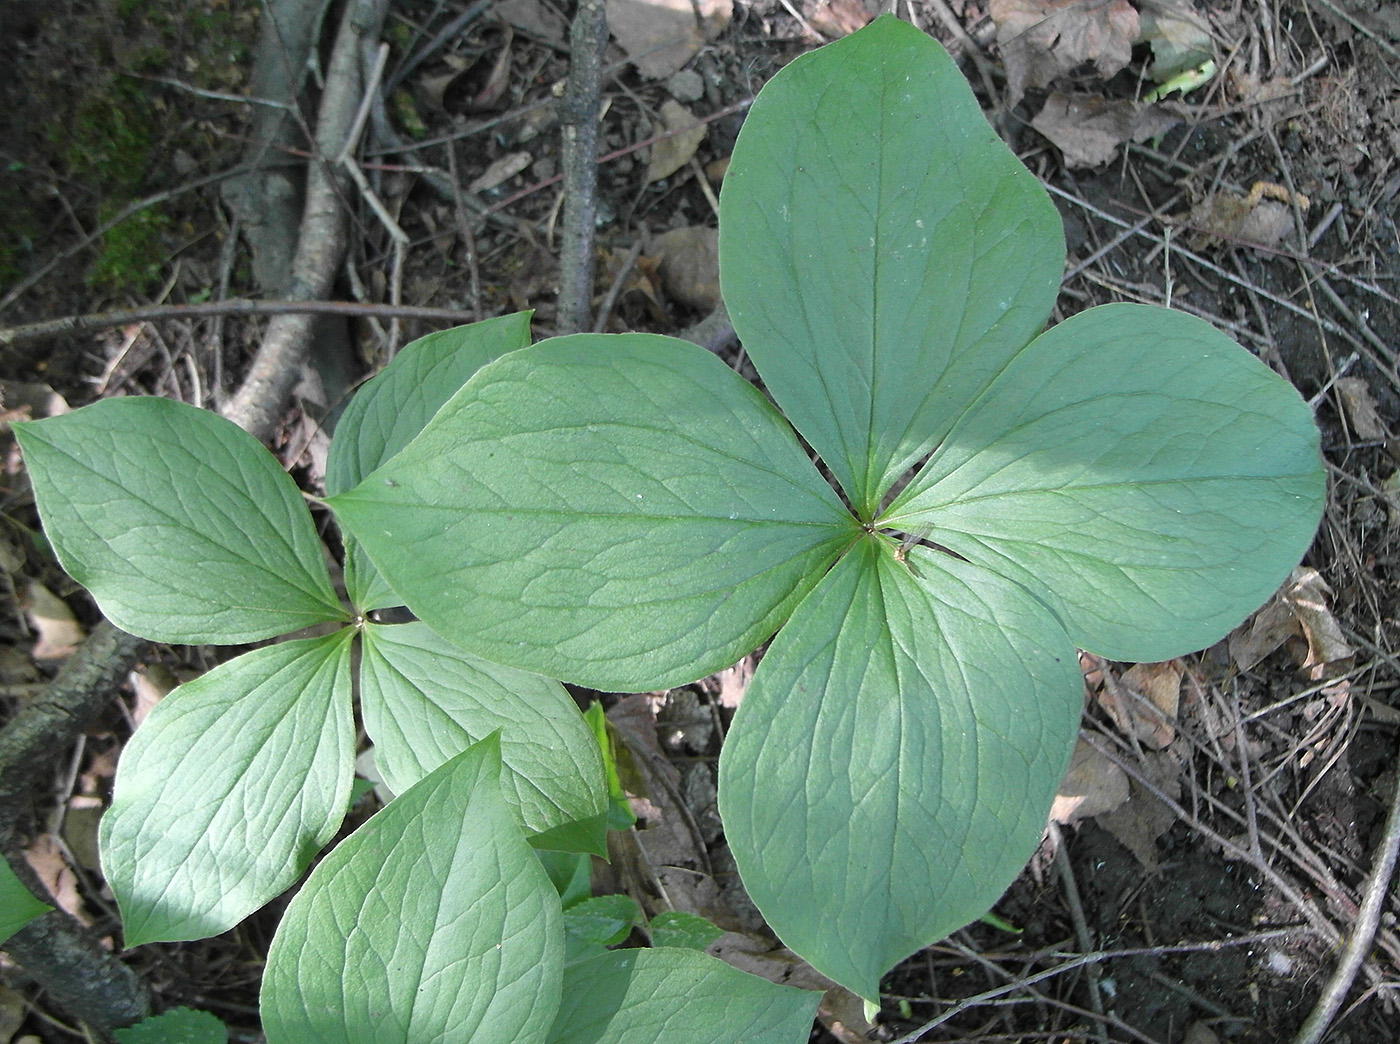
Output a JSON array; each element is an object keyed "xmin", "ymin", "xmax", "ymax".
[
  {"xmin": 1335, "ymin": 376, "xmax": 1389, "ymax": 440},
  {"xmin": 1138, "ymin": 0, "xmax": 1214, "ymax": 80},
  {"xmin": 988, "ymin": 0, "xmax": 1140, "ymax": 106},
  {"xmin": 1184, "ymin": 181, "xmax": 1308, "ymax": 251},
  {"xmin": 496, "ymin": 0, "xmax": 568, "ymax": 45},
  {"xmin": 24, "ymin": 582, "xmax": 84, "ymax": 660},
  {"xmin": 607, "ymin": 0, "xmax": 732, "ymax": 80},
  {"xmin": 1107, "ymin": 660, "xmax": 1182, "ymax": 749},
  {"xmin": 652, "ymin": 225, "xmax": 721, "ymax": 311},
  {"xmin": 469, "ymin": 150, "xmax": 533, "ymax": 193},
  {"xmin": 1031, "ymin": 92, "xmax": 1179, "ymax": 167},
  {"xmin": 1228, "ymin": 566, "xmax": 1353, "ymax": 678},
  {"xmin": 1095, "ymin": 749, "xmax": 1180, "ymax": 870},
  {"xmin": 25, "ymin": 834, "xmax": 84, "ymax": 924},
  {"xmin": 1052, "ymin": 737, "xmax": 1131, "ymax": 823},
  {"xmin": 646, "ymin": 99, "xmax": 707, "ymax": 183},
  {"xmin": 809, "ymin": 0, "xmax": 872, "ymax": 38}
]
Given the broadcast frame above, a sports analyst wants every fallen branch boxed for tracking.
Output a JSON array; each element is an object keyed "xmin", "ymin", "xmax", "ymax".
[{"xmin": 0, "ymin": 299, "xmax": 471, "ymax": 351}]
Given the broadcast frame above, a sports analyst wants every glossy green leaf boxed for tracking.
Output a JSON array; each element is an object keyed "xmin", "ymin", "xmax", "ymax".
[
  {"xmin": 886, "ymin": 304, "xmax": 1325, "ymax": 661},
  {"xmin": 261, "ymin": 737, "xmax": 564, "ymax": 1044},
  {"xmin": 649, "ymin": 911, "xmax": 724, "ymax": 951},
  {"xmin": 359, "ymin": 620, "xmax": 606, "ymax": 843},
  {"xmin": 547, "ymin": 948, "xmax": 820, "ymax": 1044},
  {"xmin": 718, "ymin": 539, "xmax": 1082, "ymax": 998},
  {"xmin": 100, "ymin": 632, "xmax": 355, "ymax": 945},
  {"xmin": 565, "ymin": 894, "xmax": 641, "ymax": 949},
  {"xmin": 327, "ymin": 315, "xmax": 532, "ymax": 609},
  {"xmin": 14, "ymin": 398, "xmax": 343, "ymax": 643},
  {"xmin": 538, "ymin": 849, "xmax": 593, "ymax": 908},
  {"xmin": 330, "ymin": 334, "xmax": 855, "ymax": 690},
  {"xmin": 0, "ymin": 856, "xmax": 52, "ymax": 944},
  {"xmin": 719, "ymin": 15, "xmax": 1063, "ymax": 517},
  {"xmin": 113, "ymin": 1007, "xmax": 228, "ymax": 1044}
]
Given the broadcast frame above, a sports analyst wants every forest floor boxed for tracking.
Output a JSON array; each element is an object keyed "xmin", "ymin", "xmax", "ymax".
[{"xmin": 2, "ymin": 1, "xmax": 1400, "ymax": 1042}]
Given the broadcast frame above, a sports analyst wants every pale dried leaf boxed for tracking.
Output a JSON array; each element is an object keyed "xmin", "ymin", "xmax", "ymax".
[
  {"xmin": 0, "ymin": 380, "xmax": 70, "ymax": 426},
  {"xmin": 1182, "ymin": 1020, "xmax": 1223, "ymax": 1044},
  {"xmin": 24, "ymin": 834, "xmax": 84, "ymax": 924},
  {"xmin": 130, "ymin": 662, "xmax": 178, "ymax": 729},
  {"xmin": 469, "ymin": 151, "xmax": 533, "ymax": 193},
  {"xmin": 1031, "ymin": 92, "xmax": 1179, "ymax": 167},
  {"xmin": 1185, "ymin": 193, "xmax": 1297, "ymax": 250},
  {"xmin": 607, "ymin": 0, "xmax": 732, "ymax": 80},
  {"xmin": 62, "ymin": 796, "xmax": 104, "ymax": 873},
  {"xmin": 1285, "ymin": 568, "xmax": 1354, "ymax": 678},
  {"xmin": 1119, "ymin": 660, "xmax": 1182, "ymax": 748},
  {"xmin": 809, "ymin": 0, "xmax": 873, "ymax": 38},
  {"xmin": 1335, "ymin": 376, "xmax": 1389, "ymax": 440},
  {"xmin": 1052, "ymin": 737, "xmax": 1130, "ymax": 823},
  {"xmin": 652, "ymin": 225, "xmax": 721, "ymax": 310},
  {"xmin": 24, "ymin": 583, "xmax": 84, "ymax": 660},
  {"xmin": 988, "ymin": 0, "xmax": 1140, "ymax": 106},
  {"xmin": 1228, "ymin": 595, "xmax": 1301, "ymax": 670},
  {"xmin": 646, "ymin": 99, "xmax": 707, "ymax": 183}
]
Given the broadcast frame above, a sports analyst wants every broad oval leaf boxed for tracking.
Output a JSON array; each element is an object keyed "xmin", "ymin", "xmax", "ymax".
[
  {"xmin": 14, "ymin": 398, "xmax": 344, "ymax": 643},
  {"xmin": 100, "ymin": 632, "xmax": 355, "ymax": 945},
  {"xmin": 547, "ymin": 948, "xmax": 819, "ymax": 1044},
  {"xmin": 327, "ymin": 315, "xmax": 533, "ymax": 610},
  {"xmin": 261, "ymin": 737, "xmax": 564, "ymax": 1044},
  {"xmin": 0, "ymin": 856, "xmax": 52, "ymax": 944},
  {"xmin": 885, "ymin": 303, "xmax": 1325, "ymax": 661},
  {"xmin": 329, "ymin": 334, "xmax": 856, "ymax": 691},
  {"xmin": 112, "ymin": 1007, "xmax": 228, "ymax": 1044},
  {"xmin": 718, "ymin": 539, "xmax": 1082, "ymax": 998},
  {"xmin": 719, "ymin": 15, "xmax": 1063, "ymax": 517},
  {"xmin": 359, "ymin": 620, "xmax": 606, "ymax": 840}
]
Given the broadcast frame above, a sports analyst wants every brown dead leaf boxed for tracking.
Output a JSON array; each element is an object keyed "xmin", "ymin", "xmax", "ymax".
[
  {"xmin": 1095, "ymin": 750, "xmax": 1180, "ymax": 870},
  {"xmin": 1111, "ymin": 660, "xmax": 1182, "ymax": 748},
  {"xmin": 1335, "ymin": 376, "xmax": 1390, "ymax": 440},
  {"xmin": 24, "ymin": 582, "xmax": 84, "ymax": 660},
  {"xmin": 24, "ymin": 834, "xmax": 84, "ymax": 924},
  {"xmin": 988, "ymin": 0, "xmax": 1140, "ymax": 106},
  {"xmin": 131, "ymin": 662, "xmax": 179, "ymax": 729},
  {"xmin": 1182, "ymin": 1020, "xmax": 1223, "ymax": 1044},
  {"xmin": 0, "ymin": 380, "xmax": 70, "ymax": 427},
  {"xmin": 607, "ymin": 0, "xmax": 732, "ymax": 80},
  {"xmin": 469, "ymin": 151, "xmax": 533, "ymax": 193},
  {"xmin": 652, "ymin": 226, "xmax": 721, "ymax": 311},
  {"xmin": 1229, "ymin": 566, "xmax": 1353, "ymax": 678},
  {"xmin": 1052, "ymin": 737, "xmax": 1130, "ymax": 823},
  {"xmin": 1184, "ymin": 182, "xmax": 1307, "ymax": 251},
  {"xmin": 1031, "ymin": 92, "xmax": 1179, "ymax": 167},
  {"xmin": 809, "ymin": 0, "xmax": 872, "ymax": 38},
  {"xmin": 647, "ymin": 99, "xmax": 707, "ymax": 183}
]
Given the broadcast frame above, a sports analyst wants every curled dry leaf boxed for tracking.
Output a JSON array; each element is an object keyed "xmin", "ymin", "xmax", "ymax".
[
  {"xmin": 1051, "ymin": 737, "xmax": 1131, "ymax": 824},
  {"xmin": 1095, "ymin": 749, "xmax": 1181, "ymax": 871},
  {"xmin": 646, "ymin": 99, "xmax": 707, "ymax": 183},
  {"xmin": 607, "ymin": 0, "xmax": 733, "ymax": 80},
  {"xmin": 24, "ymin": 582, "xmax": 84, "ymax": 660},
  {"xmin": 1031, "ymin": 91, "xmax": 1179, "ymax": 168},
  {"xmin": 1182, "ymin": 180, "xmax": 1309, "ymax": 251},
  {"xmin": 651, "ymin": 225, "xmax": 721, "ymax": 311},
  {"xmin": 1228, "ymin": 566, "xmax": 1354, "ymax": 678},
  {"xmin": 988, "ymin": 0, "xmax": 1140, "ymax": 106},
  {"xmin": 809, "ymin": 0, "xmax": 873, "ymax": 38},
  {"xmin": 1335, "ymin": 375, "xmax": 1390, "ymax": 440},
  {"xmin": 469, "ymin": 151, "xmax": 533, "ymax": 193},
  {"xmin": 1104, "ymin": 660, "xmax": 1183, "ymax": 749}
]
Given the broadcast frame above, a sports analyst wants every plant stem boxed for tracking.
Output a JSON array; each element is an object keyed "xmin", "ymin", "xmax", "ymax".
[{"xmin": 555, "ymin": 0, "xmax": 609, "ymax": 334}]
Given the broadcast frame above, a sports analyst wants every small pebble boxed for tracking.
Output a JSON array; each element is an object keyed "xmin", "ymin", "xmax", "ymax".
[{"xmin": 666, "ymin": 69, "xmax": 705, "ymax": 104}]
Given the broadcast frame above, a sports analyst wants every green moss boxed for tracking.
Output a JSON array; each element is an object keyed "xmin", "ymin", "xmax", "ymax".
[{"xmin": 87, "ymin": 202, "xmax": 170, "ymax": 294}]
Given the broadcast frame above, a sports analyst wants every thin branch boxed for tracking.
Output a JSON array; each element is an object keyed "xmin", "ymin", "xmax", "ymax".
[
  {"xmin": 0, "ymin": 299, "xmax": 472, "ymax": 350},
  {"xmin": 555, "ymin": 0, "xmax": 610, "ymax": 334}
]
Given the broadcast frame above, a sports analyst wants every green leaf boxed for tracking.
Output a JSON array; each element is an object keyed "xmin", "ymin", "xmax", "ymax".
[
  {"xmin": 886, "ymin": 303, "xmax": 1326, "ymax": 661},
  {"xmin": 718, "ymin": 539, "xmax": 1082, "ymax": 999},
  {"xmin": 113, "ymin": 1007, "xmax": 228, "ymax": 1044},
  {"xmin": 100, "ymin": 632, "xmax": 356, "ymax": 945},
  {"xmin": 330, "ymin": 334, "xmax": 856, "ymax": 691},
  {"xmin": 649, "ymin": 911, "xmax": 724, "ymax": 951},
  {"xmin": 585, "ymin": 702, "xmax": 637, "ymax": 830},
  {"xmin": 359, "ymin": 620, "xmax": 606, "ymax": 843},
  {"xmin": 547, "ymin": 948, "xmax": 820, "ymax": 1044},
  {"xmin": 0, "ymin": 856, "xmax": 52, "ymax": 944},
  {"xmin": 14, "ymin": 398, "xmax": 344, "ymax": 643},
  {"xmin": 719, "ymin": 15, "xmax": 1063, "ymax": 517},
  {"xmin": 261, "ymin": 737, "xmax": 564, "ymax": 1044},
  {"xmin": 327, "ymin": 315, "xmax": 532, "ymax": 609},
  {"xmin": 564, "ymin": 894, "xmax": 641, "ymax": 948},
  {"xmin": 538, "ymin": 849, "xmax": 593, "ymax": 908},
  {"xmin": 326, "ymin": 314, "xmax": 533, "ymax": 495}
]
